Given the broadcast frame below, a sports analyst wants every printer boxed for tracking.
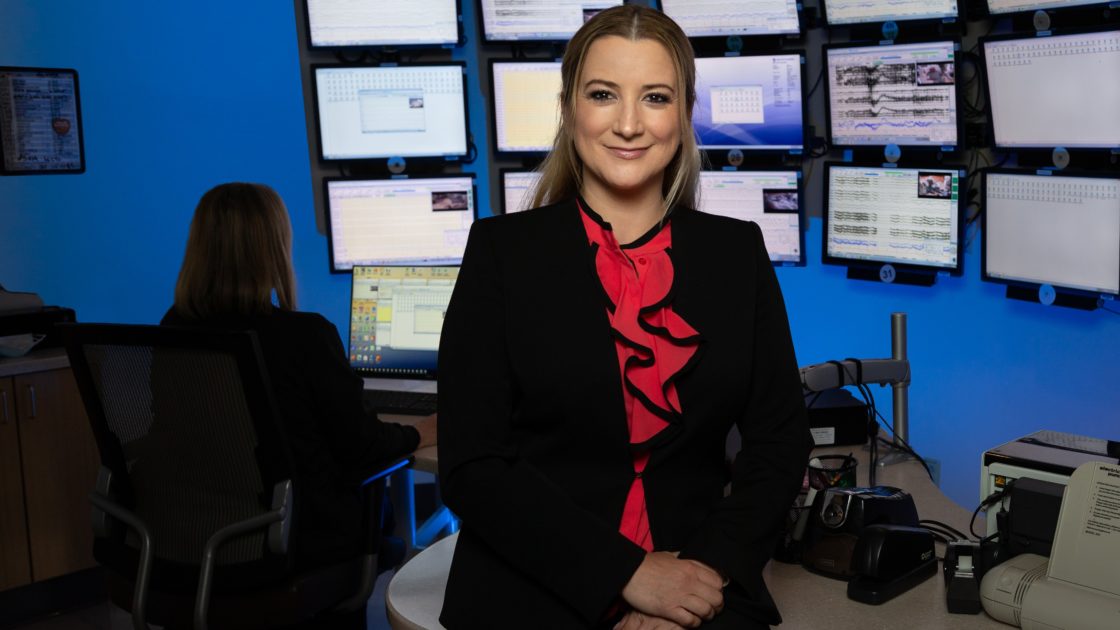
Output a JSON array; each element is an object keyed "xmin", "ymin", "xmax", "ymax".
[
  {"xmin": 0, "ymin": 286, "xmax": 75, "ymax": 356},
  {"xmin": 981, "ymin": 430, "xmax": 1120, "ymax": 536}
]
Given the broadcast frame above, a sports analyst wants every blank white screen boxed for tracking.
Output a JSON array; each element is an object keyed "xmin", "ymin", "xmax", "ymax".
[{"xmin": 307, "ymin": 0, "xmax": 459, "ymax": 47}]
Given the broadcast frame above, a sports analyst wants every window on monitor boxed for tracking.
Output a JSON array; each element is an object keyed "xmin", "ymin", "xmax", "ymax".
[
  {"xmin": 822, "ymin": 0, "xmax": 958, "ymax": 25},
  {"xmin": 313, "ymin": 63, "xmax": 469, "ymax": 160},
  {"xmin": 983, "ymin": 171, "xmax": 1120, "ymax": 297},
  {"xmin": 658, "ymin": 0, "xmax": 801, "ymax": 37},
  {"xmin": 982, "ymin": 29, "xmax": 1120, "ymax": 150},
  {"xmin": 325, "ymin": 176, "xmax": 476, "ymax": 272},
  {"xmin": 986, "ymin": 0, "xmax": 1110, "ymax": 15},
  {"xmin": 825, "ymin": 41, "xmax": 960, "ymax": 148},
  {"xmin": 824, "ymin": 164, "xmax": 963, "ymax": 274},
  {"xmin": 480, "ymin": 0, "xmax": 624, "ymax": 42},
  {"xmin": 490, "ymin": 61, "xmax": 562, "ymax": 154},
  {"xmin": 696, "ymin": 171, "xmax": 803, "ymax": 265},
  {"xmin": 305, "ymin": 0, "xmax": 461, "ymax": 48},
  {"xmin": 693, "ymin": 54, "xmax": 805, "ymax": 152},
  {"xmin": 500, "ymin": 170, "xmax": 543, "ymax": 214}
]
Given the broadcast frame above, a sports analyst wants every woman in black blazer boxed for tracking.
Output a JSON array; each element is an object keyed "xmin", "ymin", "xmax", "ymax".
[{"xmin": 438, "ymin": 7, "xmax": 812, "ymax": 630}]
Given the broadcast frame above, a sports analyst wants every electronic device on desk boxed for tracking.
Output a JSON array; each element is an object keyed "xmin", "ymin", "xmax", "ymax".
[
  {"xmin": 980, "ymin": 461, "xmax": 1120, "ymax": 629},
  {"xmin": 0, "ymin": 286, "xmax": 76, "ymax": 356},
  {"xmin": 349, "ymin": 266, "xmax": 458, "ymax": 415},
  {"xmin": 981, "ymin": 429, "xmax": 1120, "ymax": 536},
  {"xmin": 801, "ymin": 486, "xmax": 919, "ymax": 578},
  {"xmin": 804, "ymin": 388, "xmax": 869, "ymax": 447}
]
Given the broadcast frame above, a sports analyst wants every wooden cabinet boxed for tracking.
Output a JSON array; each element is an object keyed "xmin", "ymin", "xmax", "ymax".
[{"xmin": 0, "ymin": 357, "xmax": 100, "ymax": 591}]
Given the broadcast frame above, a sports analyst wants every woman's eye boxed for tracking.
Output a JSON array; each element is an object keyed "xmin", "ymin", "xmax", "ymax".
[
  {"xmin": 588, "ymin": 90, "xmax": 614, "ymax": 101},
  {"xmin": 645, "ymin": 92, "xmax": 671, "ymax": 104}
]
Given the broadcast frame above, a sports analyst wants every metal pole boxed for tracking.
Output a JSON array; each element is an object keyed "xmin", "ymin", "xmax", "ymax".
[{"xmin": 890, "ymin": 312, "xmax": 909, "ymax": 448}]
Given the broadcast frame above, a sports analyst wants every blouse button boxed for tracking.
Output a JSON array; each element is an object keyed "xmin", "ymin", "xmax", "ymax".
[{"xmin": 637, "ymin": 257, "xmax": 647, "ymax": 265}]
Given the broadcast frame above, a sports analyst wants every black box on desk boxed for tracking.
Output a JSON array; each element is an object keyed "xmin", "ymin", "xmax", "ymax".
[{"xmin": 805, "ymin": 389, "xmax": 868, "ymax": 447}]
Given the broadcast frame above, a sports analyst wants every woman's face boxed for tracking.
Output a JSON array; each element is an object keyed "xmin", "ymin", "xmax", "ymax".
[{"xmin": 572, "ymin": 35, "xmax": 682, "ymax": 202}]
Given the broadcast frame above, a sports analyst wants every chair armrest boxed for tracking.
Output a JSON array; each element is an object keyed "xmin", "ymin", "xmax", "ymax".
[{"xmin": 89, "ymin": 492, "xmax": 153, "ymax": 630}]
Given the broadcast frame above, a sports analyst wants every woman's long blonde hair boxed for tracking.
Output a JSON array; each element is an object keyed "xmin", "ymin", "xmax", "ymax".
[
  {"xmin": 529, "ymin": 5, "xmax": 701, "ymax": 213},
  {"xmin": 174, "ymin": 182, "xmax": 296, "ymax": 319}
]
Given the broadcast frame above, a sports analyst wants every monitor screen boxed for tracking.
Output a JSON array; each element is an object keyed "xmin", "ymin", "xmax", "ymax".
[
  {"xmin": 826, "ymin": 41, "xmax": 959, "ymax": 148},
  {"xmin": 349, "ymin": 265, "xmax": 459, "ymax": 377},
  {"xmin": 326, "ymin": 176, "xmax": 475, "ymax": 271},
  {"xmin": 501, "ymin": 170, "xmax": 543, "ymax": 214},
  {"xmin": 697, "ymin": 171, "xmax": 803, "ymax": 264},
  {"xmin": 693, "ymin": 54, "xmax": 804, "ymax": 152},
  {"xmin": 0, "ymin": 67, "xmax": 84, "ymax": 173},
  {"xmin": 480, "ymin": 0, "xmax": 624, "ymax": 41},
  {"xmin": 823, "ymin": 0, "xmax": 958, "ymax": 25},
  {"xmin": 491, "ymin": 61, "xmax": 562, "ymax": 153},
  {"xmin": 314, "ymin": 64, "xmax": 468, "ymax": 160},
  {"xmin": 825, "ymin": 164, "xmax": 962, "ymax": 272},
  {"xmin": 986, "ymin": 0, "xmax": 1109, "ymax": 14},
  {"xmin": 983, "ymin": 30, "xmax": 1120, "ymax": 149},
  {"xmin": 658, "ymin": 0, "xmax": 800, "ymax": 37},
  {"xmin": 984, "ymin": 172, "xmax": 1120, "ymax": 296},
  {"xmin": 306, "ymin": 0, "xmax": 460, "ymax": 47}
]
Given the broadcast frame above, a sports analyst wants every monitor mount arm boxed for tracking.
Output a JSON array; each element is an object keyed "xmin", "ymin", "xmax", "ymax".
[{"xmin": 799, "ymin": 312, "xmax": 912, "ymax": 466}]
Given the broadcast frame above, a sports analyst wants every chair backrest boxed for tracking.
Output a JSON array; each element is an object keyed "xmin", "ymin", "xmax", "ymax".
[{"xmin": 64, "ymin": 324, "xmax": 294, "ymax": 570}]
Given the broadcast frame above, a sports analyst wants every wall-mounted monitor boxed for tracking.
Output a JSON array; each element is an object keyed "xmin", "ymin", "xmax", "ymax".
[
  {"xmin": 982, "ymin": 171, "xmax": 1120, "ymax": 299},
  {"xmin": 986, "ymin": 0, "xmax": 1111, "ymax": 15},
  {"xmin": 825, "ymin": 40, "xmax": 960, "ymax": 149},
  {"xmin": 982, "ymin": 29, "xmax": 1120, "ymax": 150},
  {"xmin": 500, "ymin": 169, "xmax": 543, "ymax": 214},
  {"xmin": 0, "ymin": 67, "xmax": 84, "ymax": 174},
  {"xmin": 479, "ymin": 0, "xmax": 624, "ymax": 42},
  {"xmin": 822, "ymin": 0, "xmax": 959, "ymax": 25},
  {"xmin": 697, "ymin": 170, "xmax": 804, "ymax": 265},
  {"xmin": 490, "ymin": 60, "xmax": 562, "ymax": 154},
  {"xmin": 324, "ymin": 175, "xmax": 476, "ymax": 272},
  {"xmin": 305, "ymin": 0, "xmax": 462, "ymax": 48},
  {"xmin": 313, "ymin": 63, "xmax": 469, "ymax": 161},
  {"xmin": 693, "ymin": 53, "xmax": 805, "ymax": 152},
  {"xmin": 656, "ymin": 0, "xmax": 801, "ymax": 38},
  {"xmin": 823, "ymin": 164, "xmax": 964, "ymax": 277}
]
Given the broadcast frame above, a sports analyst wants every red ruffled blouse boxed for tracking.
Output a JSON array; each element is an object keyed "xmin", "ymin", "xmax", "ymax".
[{"xmin": 578, "ymin": 200, "xmax": 702, "ymax": 552}]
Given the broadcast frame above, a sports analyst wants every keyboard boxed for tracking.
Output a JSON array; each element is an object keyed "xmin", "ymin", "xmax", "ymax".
[{"xmin": 363, "ymin": 389, "xmax": 438, "ymax": 416}]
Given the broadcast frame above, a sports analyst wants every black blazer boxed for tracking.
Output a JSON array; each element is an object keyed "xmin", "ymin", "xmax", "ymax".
[
  {"xmin": 162, "ymin": 308, "xmax": 420, "ymax": 568},
  {"xmin": 437, "ymin": 200, "xmax": 813, "ymax": 629}
]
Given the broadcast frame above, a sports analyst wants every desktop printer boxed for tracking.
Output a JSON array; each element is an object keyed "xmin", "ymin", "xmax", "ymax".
[
  {"xmin": 0, "ymin": 286, "xmax": 75, "ymax": 356},
  {"xmin": 981, "ymin": 430, "xmax": 1120, "ymax": 536}
]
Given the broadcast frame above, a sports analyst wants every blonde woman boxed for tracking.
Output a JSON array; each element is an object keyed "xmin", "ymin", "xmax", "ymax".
[{"xmin": 438, "ymin": 7, "xmax": 811, "ymax": 629}]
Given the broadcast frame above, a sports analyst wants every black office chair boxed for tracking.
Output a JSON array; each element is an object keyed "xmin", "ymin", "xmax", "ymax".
[{"xmin": 61, "ymin": 323, "xmax": 410, "ymax": 630}]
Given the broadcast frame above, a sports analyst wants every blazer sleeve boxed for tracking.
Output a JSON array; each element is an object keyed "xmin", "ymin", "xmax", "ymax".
[
  {"xmin": 677, "ymin": 222, "xmax": 813, "ymax": 603},
  {"xmin": 438, "ymin": 220, "xmax": 646, "ymax": 625},
  {"xmin": 305, "ymin": 314, "xmax": 421, "ymax": 478}
]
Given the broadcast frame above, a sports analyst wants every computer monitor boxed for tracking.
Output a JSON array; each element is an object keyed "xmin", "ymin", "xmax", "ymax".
[
  {"xmin": 822, "ymin": 0, "xmax": 959, "ymax": 25},
  {"xmin": 305, "ymin": 0, "xmax": 461, "ymax": 48},
  {"xmin": 657, "ymin": 0, "xmax": 801, "ymax": 37},
  {"xmin": 693, "ymin": 54, "xmax": 805, "ymax": 152},
  {"xmin": 325, "ymin": 175, "xmax": 476, "ymax": 272},
  {"xmin": 697, "ymin": 171, "xmax": 803, "ymax": 265},
  {"xmin": 982, "ymin": 29, "xmax": 1120, "ymax": 150},
  {"xmin": 500, "ymin": 169, "xmax": 543, "ymax": 214},
  {"xmin": 986, "ymin": 0, "xmax": 1110, "ymax": 15},
  {"xmin": 0, "ymin": 67, "xmax": 84, "ymax": 174},
  {"xmin": 349, "ymin": 265, "xmax": 459, "ymax": 377},
  {"xmin": 825, "ymin": 40, "xmax": 960, "ymax": 149},
  {"xmin": 823, "ymin": 164, "xmax": 964, "ymax": 275},
  {"xmin": 313, "ymin": 63, "xmax": 469, "ymax": 160},
  {"xmin": 479, "ymin": 0, "xmax": 624, "ymax": 42},
  {"xmin": 490, "ymin": 60, "xmax": 562, "ymax": 154},
  {"xmin": 982, "ymin": 171, "xmax": 1120, "ymax": 298}
]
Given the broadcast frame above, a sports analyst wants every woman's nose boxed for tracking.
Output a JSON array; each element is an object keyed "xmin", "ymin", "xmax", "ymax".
[{"xmin": 613, "ymin": 99, "xmax": 644, "ymax": 138}]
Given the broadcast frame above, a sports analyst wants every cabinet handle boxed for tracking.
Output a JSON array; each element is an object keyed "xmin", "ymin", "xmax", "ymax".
[
  {"xmin": 1, "ymin": 390, "xmax": 8, "ymax": 424},
  {"xmin": 26, "ymin": 385, "xmax": 37, "ymax": 419}
]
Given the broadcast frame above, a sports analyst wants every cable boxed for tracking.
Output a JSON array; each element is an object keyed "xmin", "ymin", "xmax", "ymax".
[
  {"xmin": 970, "ymin": 483, "xmax": 1014, "ymax": 540},
  {"xmin": 920, "ymin": 519, "xmax": 969, "ymax": 540}
]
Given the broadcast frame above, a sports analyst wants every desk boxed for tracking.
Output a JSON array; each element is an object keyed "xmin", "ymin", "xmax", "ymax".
[
  {"xmin": 385, "ymin": 441, "xmax": 1007, "ymax": 630},
  {"xmin": 382, "ymin": 415, "xmax": 452, "ymax": 551}
]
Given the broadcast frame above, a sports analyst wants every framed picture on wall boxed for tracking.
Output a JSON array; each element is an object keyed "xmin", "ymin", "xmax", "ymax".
[{"xmin": 0, "ymin": 67, "xmax": 85, "ymax": 175}]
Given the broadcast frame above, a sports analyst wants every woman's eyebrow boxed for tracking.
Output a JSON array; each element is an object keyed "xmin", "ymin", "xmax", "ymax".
[{"xmin": 583, "ymin": 78, "xmax": 676, "ymax": 93}]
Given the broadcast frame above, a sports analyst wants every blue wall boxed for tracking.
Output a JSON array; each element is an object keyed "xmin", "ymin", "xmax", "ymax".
[{"xmin": 1, "ymin": 1, "xmax": 1117, "ymax": 509}]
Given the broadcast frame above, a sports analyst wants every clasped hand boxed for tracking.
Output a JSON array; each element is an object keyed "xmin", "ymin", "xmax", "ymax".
[{"xmin": 618, "ymin": 551, "xmax": 725, "ymax": 628}]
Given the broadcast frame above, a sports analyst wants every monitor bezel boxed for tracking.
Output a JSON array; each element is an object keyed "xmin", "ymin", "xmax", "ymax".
[
  {"xmin": 653, "ymin": 0, "xmax": 804, "ymax": 39},
  {"xmin": 323, "ymin": 172, "xmax": 479, "ymax": 274},
  {"xmin": 487, "ymin": 58, "xmax": 562, "ymax": 157},
  {"xmin": 0, "ymin": 66, "xmax": 86, "ymax": 175},
  {"xmin": 979, "ymin": 26, "xmax": 1120, "ymax": 152},
  {"xmin": 698, "ymin": 168, "xmax": 806, "ymax": 267},
  {"xmin": 821, "ymin": 161, "xmax": 966, "ymax": 277},
  {"xmin": 477, "ymin": 0, "xmax": 625, "ymax": 43},
  {"xmin": 820, "ymin": 0, "xmax": 962, "ymax": 27},
  {"xmin": 693, "ymin": 50, "xmax": 810, "ymax": 155},
  {"xmin": 310, "ymin": 61, "xmax": 471, "ymax": 162},
  {"xmin": 303, "ymin": 0, "xmax": 465, "ymax": 50},
  {"xmin": 980, "ymin": 168, "xmax": 1120, "ymax": 298},
  {"xmin": 822, "ymin": 38, "xmax": 965, "ymax": 152},
  {"xmin": 498, "ymin": 167, "xmax": 543, "ymax": 215}
]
